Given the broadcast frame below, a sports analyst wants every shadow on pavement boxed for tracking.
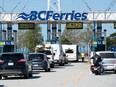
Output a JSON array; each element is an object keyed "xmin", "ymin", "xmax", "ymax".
[
  {"xmin": 0, "ymin": 85, "xmax": 4, "ymax": 87},
  {"xmin": 2, "ymin": 75, "xmax": 41, "ymax": 80}
]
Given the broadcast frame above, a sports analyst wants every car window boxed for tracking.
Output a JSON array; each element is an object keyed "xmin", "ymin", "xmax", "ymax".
[
  {"xmin": 65, "ymin": 49, "xmax": 74, "ymax": 53},
  {"xmin": 38, "ymin": 50, "xmax": 52, "ymax": 55},
  {"xmin": 28, "ymin": 54, "xmax": 44, "ymax": 61},
  {"xmin": 100, "ymin": 53, "xmax": 116, "ymax": 58},
  {"xmin": 0, "ymin": 54, "xmax": 24, "ymax": 60}
]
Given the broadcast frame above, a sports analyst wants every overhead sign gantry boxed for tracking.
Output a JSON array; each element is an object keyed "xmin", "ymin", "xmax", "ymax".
[{"xmin": 0, "ymin": 11, "xmax": 116, "ymax": 23}]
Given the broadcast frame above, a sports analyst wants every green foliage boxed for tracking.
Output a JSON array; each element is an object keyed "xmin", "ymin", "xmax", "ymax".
[
  {"xmin": 107, "ymin": 32, "xmax": 116, "ymax": 49},
  {"xmin": 61, "ymin": 35, "xmax": 70, "ymax": 44},
  {"xmin": 17, "ymin": 24, "xmax": 43, "ymax": 52},
  {"xmin": 25, "ymin": 24, "xmax": 43, "ymax": 52}
]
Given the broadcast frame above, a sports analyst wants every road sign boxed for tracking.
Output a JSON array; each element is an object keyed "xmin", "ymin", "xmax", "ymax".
[
  {"xmin": 18, "ymin": 23, "xmax": 35, "ymax": 29},
  {"xmin": 0, "ymin": 42, "xmax": 5, "ymax": 45},
  {"xmin": 5, "ymin": 41, "xmax": 11, "ymax": 45},
  {"xmin": 66, "ymin": 22, "xmax": 83, "ymax": 29},
  {"xmin": 92, "ymin": 41, "xmax": 97, "ymax": 47}
]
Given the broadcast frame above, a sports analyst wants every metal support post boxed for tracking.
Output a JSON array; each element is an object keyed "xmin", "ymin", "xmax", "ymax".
[
  {"xmin": 58, "ymin": 22, "xmax": 61, "ymax": 44},
  {"xmin": 92, "ymin": 21, "xmax": 96, "ymax": 53},
  {"xmin": 104, "ymin": 29, "xmax": 107, "ymax": 51},
  {"xmin": 13, "ymin": 30, "xmax": 17, "ymax": 52},
  {"xmin": 7, "ymin": 22, "xmax": 12, "ymax": 41},
  {"xmin": 97, "ymin": 22, "xmax": 102, "ymax": 40},
  {"xmin": 52, "ymin": 22, "xmax": 57, "ymax": 44},
  {"xmin": 0, "ymin": 22, "xmax": 2, "ymax": 41},
  {"xmin": 2, "ymin": 30, "xmax": 6, "ymax": 41},
  {"xmin": 47, "ymin": 22, "xmax": 51, "ymax": 41}
]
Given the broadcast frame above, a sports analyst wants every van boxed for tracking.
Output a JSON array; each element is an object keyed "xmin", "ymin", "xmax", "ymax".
[
  {"xmin": 49, "ymin": 44, "xmax": 65, "ymax": 66},
  {"xmin": 62, "ymin": 44, "xmax": 79, "ymax": 62}
]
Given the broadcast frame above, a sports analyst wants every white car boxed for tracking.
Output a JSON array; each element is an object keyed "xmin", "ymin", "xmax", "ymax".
[{"xmin": 95, "ymin": 51, "xmax": 116, "ymax": 73}]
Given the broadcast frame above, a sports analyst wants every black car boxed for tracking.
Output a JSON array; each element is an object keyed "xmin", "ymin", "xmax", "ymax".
[{"xmin": 0, "ymin": 52, "xmax": 33, "ymax": 79}]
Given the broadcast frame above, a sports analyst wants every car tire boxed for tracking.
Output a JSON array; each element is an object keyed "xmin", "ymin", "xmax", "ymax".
[
  {"xmin": 24, "ymin": 73, "xmax": 29, "ymax": 79},
  {"xmin": 114, "ymin": 70, "xmax": 116, "ymax": 74},
  {"xmin": 0, "ymin": 75, "xmax": 2, "ymax": 79},
  {"xmin": 29, "ymin": 72, "xmax": 33, "ymax": 77},
  {"xmin": 48, "ymin": 68, "xmax": 51, "ymax": 72},
  {"xmin": 50, "ymin": 64, "xmax": 54, "ymax": 68},
  {"xmin": 59, "ymin": 63, "xmax": 64, "ymax": 66},
  {"xmin": 3, "ymin": 76, "xmax": 7, "ymax": 79}
]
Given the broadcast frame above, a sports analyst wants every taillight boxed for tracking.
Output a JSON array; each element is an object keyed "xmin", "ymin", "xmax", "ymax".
[
  {"xmin": 59, "ymin": 54, "xmax": 61, "ymax": 59},
  {"xmin": 0, "ymin": 60, "xmax": 4, "ymax": 63},
  {"xmin": 114, "ymin": 60, "xmax": 116, "ymax": 64},
  {"xmin": 18, "ymin": 59, "xmax": 26, "ymax": 63}
]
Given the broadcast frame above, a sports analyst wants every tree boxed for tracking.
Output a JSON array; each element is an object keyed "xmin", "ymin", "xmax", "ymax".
[
  {"xmin": 17, "ymin": 24, "xmax": 43, "ymax": 52},
  {"xmin": 61, "ymin": 23, "xmax": 93, "ymax": 54},
  {"xmin": 25, "ymin": 24, "xmax": 43, "ymax": 52},
  {"xmin": 17, "ymin": 30, "xmax": 26, "ymax": 51},
  {"xmin": 107, "ymin": 32, "xmax": 116, "ymax": 49}
]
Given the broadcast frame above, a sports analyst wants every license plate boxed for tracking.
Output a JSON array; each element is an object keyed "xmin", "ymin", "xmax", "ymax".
[
  {"xmin": 106, "ymin": 66, "xmax": 114, "ymax": 69},
  {"xmin": 33, "ymin": 65, "xmax": 38, "ymax": 66},
  {"xmin": 8, "ymin": 62, "xmax": 14, "ymax": 66},
  {"xmin": 94, "ymin": 68, "xmax": 97, "ymax": 70}
]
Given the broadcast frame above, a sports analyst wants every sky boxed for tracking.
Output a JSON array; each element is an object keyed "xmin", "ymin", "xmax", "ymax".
[{"xmin": 0, "ymin": 0, "xmax": 116, "ymax": 41}]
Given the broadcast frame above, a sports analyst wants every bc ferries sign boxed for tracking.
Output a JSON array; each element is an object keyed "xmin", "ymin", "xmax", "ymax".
[{"xmin": 17, "ymin": 11, "xmax": 88, "ymax": 21}]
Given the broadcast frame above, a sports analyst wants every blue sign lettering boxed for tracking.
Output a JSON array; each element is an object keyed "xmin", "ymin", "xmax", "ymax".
[{"xmin": 16, "ymin": 10, "xmax": 88, "ymax": 21}]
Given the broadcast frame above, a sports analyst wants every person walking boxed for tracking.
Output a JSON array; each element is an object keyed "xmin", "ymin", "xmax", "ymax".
[{"xmin": 81, "ymin": 52, "xmax": 85, "ymax": 62}]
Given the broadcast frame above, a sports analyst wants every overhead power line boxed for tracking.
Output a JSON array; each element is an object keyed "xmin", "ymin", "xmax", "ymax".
[
  {"xmin": 21, "ymin": 0, "xmax": 30, "ymax": 12},
  {"xmin": 0, "ymin": 6, "xmax": 5, "ymax": 12},
  {"xmin": 105, "ymin": 0, "xmax": 116, "ymax": 11},
  {"xmin": 82, "ymin": 0, "xmax": 92, "ymax": 11},
  {"xmin": 12, "ymin": 0, "xmax": 22, "ymax": 12}
]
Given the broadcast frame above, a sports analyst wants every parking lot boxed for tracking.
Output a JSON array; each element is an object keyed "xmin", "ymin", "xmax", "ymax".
[{"xmin": 0, "ymin": 59, "xmax": 116, "ymax": 87}]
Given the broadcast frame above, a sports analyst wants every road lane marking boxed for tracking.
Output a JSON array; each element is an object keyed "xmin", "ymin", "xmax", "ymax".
[{"xmin": 73, "ymin": 73, "xmax": 87, "ymax": 85}]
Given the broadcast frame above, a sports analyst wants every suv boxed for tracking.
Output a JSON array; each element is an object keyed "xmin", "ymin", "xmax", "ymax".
[
  {"xmin": 38, "ymin": 50, "xmax": 54, "ymax": 68},
  {"xmin": 0, "ymin": 52, "xmax": 33, "ymax": 79},
  {"xmin": 28, "ymin": 53, "xmax": 51, "ymax": 72}
]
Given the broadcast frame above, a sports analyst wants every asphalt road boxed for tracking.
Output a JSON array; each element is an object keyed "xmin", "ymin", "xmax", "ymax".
[{"xmin": 0, "ymin": 60, "xmax": 116, "ymax": 87}]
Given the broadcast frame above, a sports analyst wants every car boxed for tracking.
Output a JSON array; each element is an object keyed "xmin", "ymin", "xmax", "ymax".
[
  {"xmin": 28, "ymin": 53, "xmax": 51, "ymax": 72},
  {"xmin": 37, "ymin": 50, "xmax": 54, "ymax": 68},
  {"xmin": 95, "ymin": 51, "xmax": 116, "ymax": 73},
  {"xmin": 0, "ymin": 52, "xmax": 33, "ymax": 79}
]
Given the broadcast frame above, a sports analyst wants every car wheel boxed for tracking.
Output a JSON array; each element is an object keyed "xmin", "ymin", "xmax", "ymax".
[
  {"xmin": 24, "ymin": 73, "xmax": 29, "ymax": 79},
  {"xmin": 50, "ymin": 64, "xmax": 54, "ymax": 68},
  {"xmin": 76, "ymin": 58, "xmax": 79, "ymax": 62},
  {"xmin": 45, "ymin": 68, "xmax": 48, "ymax": 72},
  {"xmin": 59, "ymin": 63, "xmax": 65, "ymax": 66},
  {"xmin": 29, "ymin": 72, "xmax": 33, "ymax": 77},
  {"xmin": 0, "ymin": 75, "xmax": 2, "ymax": 79},
  {"xmin": 3, "ymin": 76, "xmax": 7, "ymax": 79},
  {"xmin": 114, "ymin": 70, "xmax": 116, "ymax": 74},
  {"xmin": 48, "ymin": 68, "xmax": 50, "ymax": 72}
]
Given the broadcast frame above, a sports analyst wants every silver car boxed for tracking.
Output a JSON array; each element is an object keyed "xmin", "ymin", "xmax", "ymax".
[{"xmin": 96, "ymin": 51, "xmax": 116, "ymax": 73}]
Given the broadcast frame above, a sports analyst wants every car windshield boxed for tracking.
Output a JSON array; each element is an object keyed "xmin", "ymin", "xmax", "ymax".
[
  {"xmin": 38, "ymin": 50, "xmax": 51, "ymax": 55},
  {"xmin": 100, "ymin": 53, "xmax": 116, "ymax": 58},
  {"xmin": 0, "ymin": 54, "xmax": 24, "ymax": 60}
]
